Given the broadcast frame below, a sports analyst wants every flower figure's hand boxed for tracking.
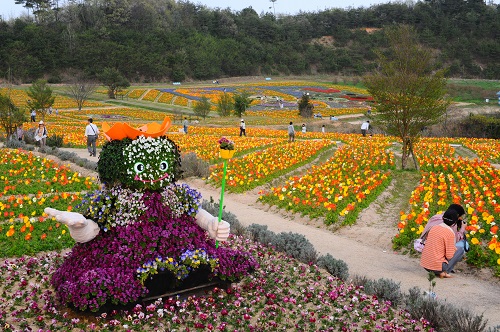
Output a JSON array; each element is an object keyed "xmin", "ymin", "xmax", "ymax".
[
  {"xmin": 210, "ymin": 218, "xmax": 230, "ymax": 242},
  {"xmin": 44, "ymin": 207, "xmax": 100, "ymax": 243},
  {"xmin": 195, "ymin": 208, "xmax": 231, "ymax": 241}
]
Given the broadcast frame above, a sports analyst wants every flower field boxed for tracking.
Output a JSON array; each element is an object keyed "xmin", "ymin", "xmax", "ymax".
[
  {"xmin": 259, "ymin": 137, "xmax": 395, "ymax": 224},
  {"xmin": 3, "ymin": 81, "xmax": 500, "ymax": 329},
  {"xmin": 2, "ymin": 123, "xmax": 500, "ymax": 329},
  {"xmin": 115, "ymin": 81, "xmax": 372, "ymax": 114},
  {"xmin": 208, "ymin": 140, "xmax": 335, "ymax": 192}
]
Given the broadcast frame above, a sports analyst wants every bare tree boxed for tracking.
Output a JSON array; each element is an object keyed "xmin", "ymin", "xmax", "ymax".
[
  {"xmin": 66, "ymin": 80, "xmax": 97, "ymax": 111},
  {"xmin": 363, "ymin": 25, "xmax": 450, "ymax": 170}
]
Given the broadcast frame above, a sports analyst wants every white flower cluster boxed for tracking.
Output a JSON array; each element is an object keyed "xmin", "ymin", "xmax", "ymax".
[
  {"xmin": 124, "ymin": 136, "xmax": 173, "ymax": 183},
  {"xmin": 108, "ymin": 186, "xmax": 148, "ymax": 227}
]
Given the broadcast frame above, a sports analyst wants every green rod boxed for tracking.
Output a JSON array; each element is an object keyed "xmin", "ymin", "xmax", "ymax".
[{"xmin": 216, "ymin": 159, "xmax": 228, "ymax": 248}]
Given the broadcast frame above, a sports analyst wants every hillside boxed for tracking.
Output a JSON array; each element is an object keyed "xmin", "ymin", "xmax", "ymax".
[{"xmin": 0, "ymin": 0, "xmax": 498, "ymax": 83}]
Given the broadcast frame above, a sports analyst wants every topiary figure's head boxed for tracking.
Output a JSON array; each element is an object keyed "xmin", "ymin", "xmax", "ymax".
[{"xmin": 97, "ymin": 136, "xmax": 182, "ymax": 190}]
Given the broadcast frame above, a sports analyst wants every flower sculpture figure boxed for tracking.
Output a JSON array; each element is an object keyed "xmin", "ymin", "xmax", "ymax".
[{"xmin": 44, "ymin": 117, "xmax": 257, "ymax": 312}]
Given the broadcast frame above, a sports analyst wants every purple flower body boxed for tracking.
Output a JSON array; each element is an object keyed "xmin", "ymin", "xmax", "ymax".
[{"xmin": 52, "ymin": 188, "xmax": 256, "ymax": 311}]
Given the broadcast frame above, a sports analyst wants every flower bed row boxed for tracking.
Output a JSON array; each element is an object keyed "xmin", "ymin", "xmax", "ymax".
[
  {"xmin": 0, "ymin": 149, "xmax": 97, "ymax": 196},
  {"xmin": 259, "ymin": 138, "xmax": 394, "ymax": 224},
  {"xmin": 460, "ymin": 138, "xmax": 500, "ymax": 163},
  {"xmin": 208, "ymin": 140, "xmax": 335, "ymax": 192},
  {"xmin": 1, "ymin": 88, "xmax": 104, "ymax": 109}
]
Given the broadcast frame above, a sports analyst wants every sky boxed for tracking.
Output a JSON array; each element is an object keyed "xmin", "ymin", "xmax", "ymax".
[{"xmin": 1, "ymin": 0, "xmax": 402, "ymax": 20}]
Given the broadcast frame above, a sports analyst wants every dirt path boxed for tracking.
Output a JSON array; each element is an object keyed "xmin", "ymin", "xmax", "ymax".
[{"xmin": 30, "ymin": 147, "xmax": 500, "ymax": 328}]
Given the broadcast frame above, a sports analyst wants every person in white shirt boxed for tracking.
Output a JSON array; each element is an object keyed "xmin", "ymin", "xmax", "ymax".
[
  {"xmin": 239, "ymin": 119, "xmax": 246, "ymax": 137},
  {"xmin": 35, "ymin": 121, "xmax": 48, "ymax": 147},
  {"xmin": 85, "ymin": 118, "xmax": 100, "ymax": 157},
  {"xmin": 301, "ymin": 123, "xmax": 306, "ymax": 133},
  {"xmin": 361, "ymin": 120, "xmax": 370, "ymax": 136}
]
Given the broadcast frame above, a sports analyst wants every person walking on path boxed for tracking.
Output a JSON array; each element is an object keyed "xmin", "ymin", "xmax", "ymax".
[
  {"xmin": 183, "ymin": 117, "xmax": 189, "ymax": 134},
  {"xmin": 85, "ymin": 118, "xmax": 99, "ymax": 157},
  {"xmin": 288, "ymin": 121, "xmax": 295, "ymax": 142},
  {"xmin": 30, "ymin": 109, "xmax": 36, "ymax": 122},
  {"xmin": 361, "ymin": 120, "xmax": 370, "ymax": 136},
  {"xmin": 239, "ymin": 119, "xmax": 246, "ymax": 137},
  {"xmin": 420, "ymin": 208, "xmax": 465, "ymax": 278},
  {"xmin": 301, "ymin": 123, "xmax": 306, "ymax": 133},
  {"xmin": 321, "ymin": 125, "xmax": 326, "ymax": 133},
  {"xmin": 35, "ymin": 121, "xmax": 48, "ymax": 148}
]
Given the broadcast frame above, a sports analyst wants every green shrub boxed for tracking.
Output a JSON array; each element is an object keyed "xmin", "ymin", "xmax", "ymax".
[
  {"xmin": 273, "ymin": 232, "xmax": 317, "ymax": 264},
  {"xmin": 246, "ymin": 224, "xmax": 277, "ymax": 246},
  {"xmin": 5, "ymin": 138, "xmax": 34, "ymax": 151},
  {"xmin": 316, "ymin": 253, "xmax": 349, "ymax": 280},
  {"xmin": 457, "ymin": 115, "xmax": 500, "ymax": 139},
  {"xmin": 24, "ymin": 128, "xmax": 37, "ymax": 145},
  {"xmin": 352, "ymin": 275, "xmax": 403, "ymax": 306},
  {"xmin": 181, "ymin": 152, "xmax": 210, "ymax": 178},
  {"xmin": 405, "ymin": 287, "xmax": 488, "ymax": 332},
  {"xmin": 46, "ymin": 134, "xmax": 64, "ymax": 147},
  {"xmin": 246, "ymin": 225, "xmax": 318, "ymax": 264},
  {"xmin": 55, "ymin": 149, "xmax": 77, "ymax": 161}
]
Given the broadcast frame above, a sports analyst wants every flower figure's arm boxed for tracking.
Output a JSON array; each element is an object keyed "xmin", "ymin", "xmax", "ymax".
[
  {"xmin": 195, "ymin": 208, "xmax": 230, "ymax": 242},
  {"xmin": 44, "ymin": 208, "xmax": 100, "ymax": 243}
]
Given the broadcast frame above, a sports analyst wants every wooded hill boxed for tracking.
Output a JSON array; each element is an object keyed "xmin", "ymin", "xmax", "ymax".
[{"xmin": 0, "ymin": 0, "xmax": 499, "ymax": 83}]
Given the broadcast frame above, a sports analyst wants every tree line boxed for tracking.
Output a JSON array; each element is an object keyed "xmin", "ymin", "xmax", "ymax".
[{"xmin": 0, "ymin": 0, "xmax": 498, "ymax": 83}]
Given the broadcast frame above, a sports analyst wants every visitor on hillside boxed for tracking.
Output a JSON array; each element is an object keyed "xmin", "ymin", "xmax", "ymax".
[
  {"xmin": 239, "ymin": 119, "xmax": 246, "ymax": 137},
  {"xmin": 183, "ymin": 117, "xmax": 189, "ymax": 134},
  {"xmin": 361, "ymin": 120, "xmax": 370, "ymax": 136},
  {"xmin": 30, "ymin": 109, "xmax": 36, "ymax": 122},
  {"xmin": 85, "ymin": 118, "xmax": 99, "ymax": 157},
  {"xmin": 420, "ymin": 208, "xmax": 465, "ymax": 278},
  {"xmin": 288, "ymin": 121, "xmax": 295, "ymax": 142},
  {"xmin": 301, "ymin": 123, "xmax": 306, "ymax": 133},
  {"xmin": 16, "ymin": 124, "xmax": 25, "ymax": 141},
  {"xmin": 420, "ymin": 204, "xmax": 468, "ymax": 251},
  {"xmin": 35, "ymin": 121, "xmax": 48, "ymax": 148},
  {"xmin": 321, "ymin": 124, "xmax": 326, "ymax": 133}
]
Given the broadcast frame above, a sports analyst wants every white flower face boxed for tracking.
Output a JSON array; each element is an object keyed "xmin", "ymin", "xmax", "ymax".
[{"xmin": 122, "ymin": 136, "xmax": 178, "ymax": 190}]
